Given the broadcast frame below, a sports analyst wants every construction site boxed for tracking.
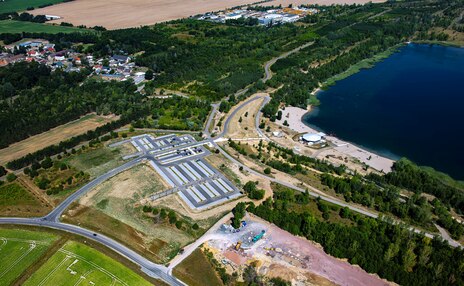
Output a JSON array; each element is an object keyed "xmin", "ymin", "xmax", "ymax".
[{"xmin": 201, "ymin": 215, "xmax": 393, "ymax": 286}]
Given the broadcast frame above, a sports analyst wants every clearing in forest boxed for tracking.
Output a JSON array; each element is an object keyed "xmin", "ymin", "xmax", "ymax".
[{"xmin": 0, "ymin": 113, "xmax": 118, "ymax": 166}]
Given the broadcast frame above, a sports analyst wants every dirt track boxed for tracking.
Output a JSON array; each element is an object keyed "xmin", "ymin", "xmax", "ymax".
[{"xmin": 33, "ymin": 0, "xmax": 386, "ymax": 30}]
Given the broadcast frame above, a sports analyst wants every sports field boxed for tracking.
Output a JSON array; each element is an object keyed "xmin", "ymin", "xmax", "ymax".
[
  {"xmin": 0, "ymin": 113, "xmax": 117, "ymax": 166},
  {"xmin": 0, "ymin": 0, "xmax": 65, "ymax": 13},
  {"xmin": 0, "ymin": 228, "xmax": 58, "ymax": 286},
  {"xmin": 24, "ymin": 241, "xmax": 152, "ymax": 286},
  {"xmin": 0, "ymin": 20, "xmax": 85, "ymax": 34}
]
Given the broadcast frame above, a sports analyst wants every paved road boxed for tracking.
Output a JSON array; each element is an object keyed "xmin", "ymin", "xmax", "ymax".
[
  {"xmin": 213, "ymin": 95, "xmax": 463, "ymax": 247},
  {"xmin": 203, "ymin": 103, "xmax": 219, "ymax": 137},
  {"xmin": 254, "ymin": 95, "xmax": 271, "ymax": 140},
  {"xmin": 263, "ymin": 42, "xmax": 314, "ymax": 83},
  {"xmin": 44, "ymin": 156, "xmax": 145, "ymax": 222},
  {"xmin": 215, "ymin": 96, "xmax": 263, "ymax": 139},
  {"xmin": 0, "ymin": 217, "xmax": 185, "ymax": 286}
]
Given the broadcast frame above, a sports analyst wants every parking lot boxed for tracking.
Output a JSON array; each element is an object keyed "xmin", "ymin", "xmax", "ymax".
[{"xmin": 129, "ymin": 134, "xmax": 241, "ymax": 210}]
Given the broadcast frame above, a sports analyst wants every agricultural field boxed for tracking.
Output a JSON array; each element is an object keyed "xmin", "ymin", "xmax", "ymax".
[
  {"xmin": 173, "ymin": 248, "xmax": 223, "ymax": 286},
  {"xmin": 0, "ymin": 182, "xmax": 48, "ymax": 217},
  {"xmin": 23, "ymin": 241, "xmax": 152, "ymax": 286},
  {"xmin": 0, "ymin": 114, "xmax": 118, "ymax": 166},
  {"xmin": 31, "ymin": 0, "xmax": 258, "ymax": 29},
  {"xmin": 0, "ymin": 0, "xmax": 65, "ymax": 13},
  {"xmin": 0, "ymin": 20, "xmax": 85, "ymax": 34},
  {"xmin": 0, "ymin": 228, "xmax": 58, "ymax": 286}
]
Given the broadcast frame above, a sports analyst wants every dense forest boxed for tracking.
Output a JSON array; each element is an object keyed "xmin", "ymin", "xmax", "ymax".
[{"xmin": 248, "ymin": 187, "xmax": 464, "ymax": 286}]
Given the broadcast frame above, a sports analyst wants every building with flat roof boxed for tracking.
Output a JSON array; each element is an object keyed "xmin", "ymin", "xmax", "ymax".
[{"xmin": 300, "ymin": 132, "xmax": 326, "ymax": 145}]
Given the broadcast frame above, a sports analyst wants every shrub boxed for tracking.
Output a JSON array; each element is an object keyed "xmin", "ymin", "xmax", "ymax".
[
  {"xmin": 6, "ymin": 173, "xmax": 17, "ymax": 182},
  {"xmin": 264, "ymin": 167, "xmax": 271, "ymax": 174}
]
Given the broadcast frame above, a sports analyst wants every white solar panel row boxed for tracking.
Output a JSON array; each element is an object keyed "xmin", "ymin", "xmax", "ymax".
[
  {"xmin": 170, "ymin": 166, "xmax": 189, "ymax": 184},
  {"xmin": 191, "ymin": 160, "xmax": 211, "ymax": 177},
  {"xmin": 203, "ymin": 182, "xmax": 221, "ymax": 197},
  {"xmin": 131, "ymin": 141, "xmax": 142, "ymax": 152},
  {"xmin": 165, "ymin": 167, "xmax": 183, "ymax": 185},
  {"xmin": 187, "ymin": 188, "xmax": 202, "ymax": 203},
  {"xmin": 197, "ymin": 160, "xmax": 215, "ymax": 176},
  {"xmin": 179, "ymin": 164, "xmax": 198, "ymax": 181},
  {"xmin": 211, "ymin": 180, "xmax": 229, "ymax": 194},
  {"xmin": 182, "ymin": 163, "xmax": 202, "ymax": 180},
  {"xmin": 192, "ymin": 186, "xmax": 206, "ymax": 201},
  {"xmin": 217, "ymin": 178, "xmax": 234, "ymax": 193}
]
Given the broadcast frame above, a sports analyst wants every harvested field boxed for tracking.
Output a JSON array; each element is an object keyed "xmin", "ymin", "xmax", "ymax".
[
  {"xmin": 0, "ymin": 113, "xmax": 118, "ymax": 166},
  {"xmin": 261, "ymin": 0, "xmax": 385, "ymax": 6},
  {"xmin": 32, "ymin": 0, "xmax": 259, "ymax": 30}
]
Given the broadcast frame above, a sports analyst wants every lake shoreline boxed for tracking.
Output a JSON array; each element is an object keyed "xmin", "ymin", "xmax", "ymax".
[
  {"xmin": 301, "ymin": 43, "xmax": 464, "ymax": 179},
  {"xmin": 275, "ymin": 106, "xmax": 394, "ymax": 173}
]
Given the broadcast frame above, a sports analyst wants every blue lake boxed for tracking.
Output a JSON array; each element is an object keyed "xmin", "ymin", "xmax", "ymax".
[{"xmin": 303, "ymin": 44, "xmax": 464, "ymax": 179}]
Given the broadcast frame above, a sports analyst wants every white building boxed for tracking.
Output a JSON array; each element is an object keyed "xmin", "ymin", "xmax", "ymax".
[{"xmin": 300, "ymin": 132, "xmax": 326, "ymax": 145}]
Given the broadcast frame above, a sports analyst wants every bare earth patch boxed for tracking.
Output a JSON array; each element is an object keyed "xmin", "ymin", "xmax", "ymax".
[
  {"xmin": 226, "ymin": 95, "xmax": 265, "ymax": 139},
  {"xmin": 0, "ymin": 113, "xmax": 117, "ymax": 166}
]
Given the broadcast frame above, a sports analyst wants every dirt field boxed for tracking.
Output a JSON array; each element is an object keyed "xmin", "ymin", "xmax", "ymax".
[
  {"xmin": 205, "ymin": 214, "xmax": 393, "ymax": 286},
  {"xmin": 0, "ymin": 113, "xmax": 118, "ymax": 166},
  {"xmin": 32, "ymin": 0, "xmax": 259, "ymax": 29},
  {"xmin": 261, "ymin": 0, "xmax": 385, "ymax": 6}
]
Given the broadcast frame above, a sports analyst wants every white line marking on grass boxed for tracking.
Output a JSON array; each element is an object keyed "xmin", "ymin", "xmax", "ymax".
[
  {"xmin": 0, "ymin": 241, "xmax": 36, "ymax": 278},
  {"xmin": 0, "ymin": 237, "xmax": 7, "ymax": 251},
  {"xmin": 38, "ymin": 255, "xmax": 71, "ymax": 286},
  {"xmin": 58, "ymin": 249, "xmax": 128, "ymax": 286},
  {"xmin": 73, "ymin": 270, "xmax": 93, "ymax": 286}
]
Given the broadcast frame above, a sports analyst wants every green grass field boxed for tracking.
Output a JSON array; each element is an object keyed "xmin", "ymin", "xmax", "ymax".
[
  {"xmin": 0, "ymin": 228, "xmax": 58, "ymax": 286},
  {"xmin": 63, "ymin": 145, "xmax": 125, "ymax": 178},
  {"xmin": 0, "ymin": 183, "xmax": 40, "ymax": 207},
  {"xmin": 24, "ymin": 241, "xmax": 152, "ymax": 286},
  {"xmin": 0, "ymin": 0, "xmax": 65, "ymax": 13},
  {"xmin": 0, "ymin": 20, "xmax": 86, "ymax": 34}
]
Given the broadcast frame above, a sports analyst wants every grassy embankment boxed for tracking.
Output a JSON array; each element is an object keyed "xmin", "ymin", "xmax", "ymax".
[{"xmin": 321, "ymin": 44, "xmax": 402, "ymax": 89}]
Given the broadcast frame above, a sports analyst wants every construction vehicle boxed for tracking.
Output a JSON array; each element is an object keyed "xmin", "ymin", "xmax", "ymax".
[
  {"xmin": 252, "ymin": 230, "xmax": 266, "ymax": 242},
  {"xmin": 235, "ymin": 241, "xmax": 242, "ymax": 250}
]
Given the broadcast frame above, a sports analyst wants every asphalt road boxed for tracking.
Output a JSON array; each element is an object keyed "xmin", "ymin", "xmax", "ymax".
[
  {"xmin": 44, "ymin": 156, "xmax": 145, "ymax": 222},
  {"xmin": 0, "ymin": 217, "xmax": 185, "ymax": 286},
  {"xmin": 263, "ymin": 42, "xmax": 314, "ymax": 83}
]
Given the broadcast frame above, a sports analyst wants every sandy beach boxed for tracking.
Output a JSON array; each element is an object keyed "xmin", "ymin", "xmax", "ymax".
[{"xmin": 276, "ymin": 106, "xmax": 394, "ymax": 173}]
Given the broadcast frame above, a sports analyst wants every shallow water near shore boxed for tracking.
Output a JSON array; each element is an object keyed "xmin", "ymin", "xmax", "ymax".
[{"xmin": 303, "ymin": 43, "xmax": 464, "ymax": 179}]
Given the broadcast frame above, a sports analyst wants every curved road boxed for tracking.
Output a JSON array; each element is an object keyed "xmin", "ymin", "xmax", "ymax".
[
  {"xmin": 0, "ymin": 217, "xmax": 185, "ymax": 285},
  {"xmin": 263, "ymin": 42, "xmax": 314, "ymax": 82}
]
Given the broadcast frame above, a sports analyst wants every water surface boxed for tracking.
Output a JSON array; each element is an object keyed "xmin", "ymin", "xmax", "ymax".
[{"xmin": 303, "ymin": 44, "xmax": 464, "ymax": 179}]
